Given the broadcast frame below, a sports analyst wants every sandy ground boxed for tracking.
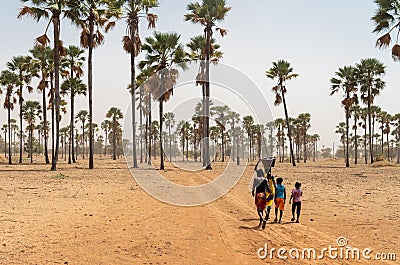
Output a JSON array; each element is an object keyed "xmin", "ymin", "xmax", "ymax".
[{"xmin": 0, "ymin": 155, "xmax": 399, "ymax": 264}]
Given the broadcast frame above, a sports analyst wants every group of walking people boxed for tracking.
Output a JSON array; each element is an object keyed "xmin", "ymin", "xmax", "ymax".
[{"xmin": 251, "ymin": 160, "xmax": 303, "ymax": 229}]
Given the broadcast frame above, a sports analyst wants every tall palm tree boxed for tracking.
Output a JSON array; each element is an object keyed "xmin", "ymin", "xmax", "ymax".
[
  {"xmin": 67, "ymin": 0, "xmax": 120, "ymax": 169},
  {"xmin": 163, "ymin": 112, "xmax": 175, "ymax": 162},
  {"xmin": 185, "ymin": 0, "xmax": 231, "ymax": 170},
  {"xmin": 242, "ymin": 115, "xmax": 254, "ymax": 161},
  {"xmin": 356, "ymin": 58, "xmax": 386, "ymax": 164},
  {"xmin": 22, "ymin": 101, "xmax": 42, "ymax": 163},
  {"xmin": 106, "ymin": 107, "xmax": 124, "ymax": 160},
  {"xmin": 0, "ymin": 70, "xmax": 18, "ymax": 164},
  {"xmin": 372, "ymin": 0, "xmax": 400, "ymax": 61},
  {"xmin": 139, "ymin": 31, "xmax": 186, "ymax": 170},
  {"xmin": 297, "ymin": 113, "xmax": 311, "ymax": 163},
  {"xmin": 120, "ymin": 0, "xmax": 158, "ymax": 168},
  {"xmin": 7, "ymin": 55, "xmax": 37, "ymax": 164},
  {"xmin": 30, "ymin": 45, "xmax": 53, "ymax": 164},
  {"xmin": 76, "ymin": 110, "xmax": 88, "ymax": 159},
  {"xmin": 61, "ymin": 77, "xmax": 87, "ymax": 163},
  {"xmin": 19, "ymin": 0, "xmax": 70, "ymax": 170},
  {"xmin": 101, "ymin": 119, "xmax": 111, "ymax": 156},
  {"xmin": 61, "ymin": 45, "xmax": 85, "ymax": 164},
  {"xmin": 266, "ymin": 60, "xmax": 298, "ymax": 166},
  {"xmin": 330, "ymin": 65, "xmax": 358, "ymax": 167}
]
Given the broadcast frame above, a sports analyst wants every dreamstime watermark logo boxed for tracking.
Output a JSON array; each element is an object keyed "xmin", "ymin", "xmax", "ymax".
[
  {"xmin": 257, "ymin": 236, "xmax": 397, "ymax": 261},
  {"xmin": 123, "ymin": 61, "xmax": 274, "ymax": 206}
]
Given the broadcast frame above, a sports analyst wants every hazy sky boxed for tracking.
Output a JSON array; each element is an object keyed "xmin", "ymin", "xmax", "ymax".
[{"xmin": 0, "ymin": 0, "xmax": 398, "ymax": 149}]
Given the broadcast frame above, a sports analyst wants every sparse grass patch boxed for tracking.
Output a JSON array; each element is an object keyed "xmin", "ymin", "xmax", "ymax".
[{"xmin": 51, "ymin": 173, "xmax": 70, "ymax": 179}]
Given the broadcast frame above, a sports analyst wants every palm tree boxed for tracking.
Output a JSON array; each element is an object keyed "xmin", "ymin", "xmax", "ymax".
[
  {"xmin": 139, "ymin": 31, "xmax": 186, "ymax": 170},
  {"xmin": 0, "ymin": 70, "xmax": 18, "ymax": 164},
  {"xmin": 297, "ymin": 113, "xmax": 311, "ymax": 163},
  {"xmin": 22, "ymin": 101, "xmax": 42, "ymax": 163},
  {"xmin": 242, "ymin": 115, "xmax": 254, "ymax": 161},
  {"xmin": 356, "ymin": 58, "xmax": 386, "ymax": 164},
  {"xmin": 266, "ymin": 60, "xmax": 298, "ymax": 166},
  {"xmin": 163, "ymin": 112, "xmax": 175, "ymax": 162},
  {"xmin": 61, "ymin": 77, "xmax": 87, "ymax": 164},
  {"xmin": 120, "ymin": 0, "xmax": 158, "ymax": 168},
  {"xmin": 76, "ymin": 110, "xmax": 88, "ymax": 159},
  {"xmin": 330, "ymin": 65, "xmax": 358, "ymax": 167},
  {"xmin": 67, "ymin": 0, "xmax": 120, "ymax": 169},
  {"xmin": 7, "ymin": 56, "xmax": 37, "ymax": 164},
  {"xmin": 106, "ymin": 107, "xmax": 124, "ymax": 160},
  {"xmin": 60, "ymin": 45, "xmax": 85, "ymax": 164},
  {"xmin": 185, "ymin": 0, "xmax": 231, "ymax": 170},
  {"xmin": 19, "ymin": 0, "xmax": 71, "ymax": 170},
  {"xmin": 30, "ymin": 45, "xmax": 53, "ymax": 164},
  {"xmin": 101, "ymin": 120, "xmax": 111, "ymax": 157},
  {"xmin": 372, "ymin": 0, "xmax": 400, "ymax": 61}
]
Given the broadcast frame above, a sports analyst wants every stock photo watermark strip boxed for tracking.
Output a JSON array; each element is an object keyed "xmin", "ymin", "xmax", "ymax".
[{"xmin": 257, "ymin": 236, "xmax": 396, "ymax": 262}]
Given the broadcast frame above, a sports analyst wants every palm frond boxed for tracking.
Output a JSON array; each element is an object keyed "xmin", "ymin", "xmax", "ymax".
[
  {"xmin": 392, "ymin": 44, "xmax": 400, "ymax": 61},
  {"xmin": 376, "ymin": 33, "xmax": 391, "ymax": 48}
]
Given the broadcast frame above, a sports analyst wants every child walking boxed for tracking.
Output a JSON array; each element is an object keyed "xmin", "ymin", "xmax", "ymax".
[
  {"xmin": 274, "ymin": 177, "xmax": 286, "ymax": 223},
  {"xmin": 289, "ymin": 182, "xmax": 303, "ymax": 223}
]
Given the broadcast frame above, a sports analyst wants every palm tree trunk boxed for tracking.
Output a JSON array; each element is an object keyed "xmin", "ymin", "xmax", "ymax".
[
  {"xmin": 131, "ymin": 50, "xmax": 138, "ymax": 168},
  {"xmin": 82, "ymin": 124, "xmax": 85, "ymax": 159},
  {"xmin": 303, "ymin": 129, "xmax": 307, "ymax": 163},
  {"xmin": 169, "ymin": 124, "xmax": 172, "ymax": 162},
  {"xmin": 381, "ymin": 127, "xmax": 384, "ymax": 156},
  {"xmin": 112, "ymin": 120, "xmax": 116, "ymax": 160},
  {"xmin": 42, "ymin": 84, "xmax": 49, "ymax": 164},
  {"xmin": 148, "ymin": 99, "xmax": 152, "ymax": 165},
  {"xmin": 193, "ymin": 124, "xmax": 197, "ymax": 162},
  {"xmin": 88, "ymin": 19, "xmax": 94, "ymax": 169},
  {"xmin": 236, "ymin": 131, "xmax": 240, "ymax": 165},
  {"xmin": 364, "ymin": 124, "xmax": 368, "ymax": 164},
  {"xmin": 104, "ymin": 130, "xmax": 108, "ymax": 157},
  {"xmin": 281, "ymin": 86, "xmax": 296, "ymax": 166},
  {"xmin": 354, "ymin": 117, "xmax": 358, "ymax": 164},
  {"xmin": 345, "ymin": 104, "xmax": 350, "ymax": 167},
  {"xmin": 70, "ymin": 93, "xmax": 75, "ymax": 163},
  {"xmin": 50, "ymin": 72, "xmax": 55, "ymax": 163},
  {"xmin": 221, "ymin": 130, "xmax": 225, "ymax": 162},
  {"xmin": 387, "ymin": 132, "xmax": 390, "ymax": 160},
  {"xmin": 397, "ymin": 124, "xmax": 400, "ymax": 164},
  {"xmin": 140, "ymin": 91, "xmax": 143, "ymax": 163},
  {"xmin": 8, "ymin": 109, "xmax": 12, "ymax": 164},
  {"xmin": 204, "ymin": 26, "xmax": 212, "ymax": 170},
  {"xmin": 51, "ymin": 15, "xmax": 61, "ymax": 171},
  {"xmin": 19, "ymin": 91, "xmax": 23, "ymax": 163},
  {"xmin": 30, "ymin": 127, "xmax": 33, "ymax": 163},
  {"xmin": 159, "ymin": 101, "xmax": 164, "ymax": 170},
  {"xmin": 367, "ymin": 91, "xmax": 373, "ymax": 164}
]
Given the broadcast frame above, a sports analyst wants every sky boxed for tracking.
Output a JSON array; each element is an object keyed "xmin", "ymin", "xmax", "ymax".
[{"xmin": 0, "ymin": 0, "xmax": 399, "ymax": 150}]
